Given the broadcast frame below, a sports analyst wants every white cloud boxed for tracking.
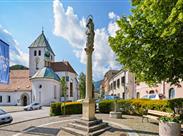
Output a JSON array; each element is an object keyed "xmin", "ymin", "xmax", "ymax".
[
  {"xmin": 53, "ymin": 0, "xmax": 121, "ymax": 80},
  {"xmin": 108, "ymin": 12, "xmax": 116, "ymax": 19},
  {"xmin": 0, "ymin": 26, "xmax": 29, "ymax": 66}
]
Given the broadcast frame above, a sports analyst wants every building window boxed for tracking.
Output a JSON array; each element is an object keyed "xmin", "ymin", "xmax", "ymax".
[
  {"xmin": 7, "ymin": 96, "xmax": 11, "ymax": 103},
  {"xmin": 66, "ymin": 76, "xmax": 69, "ymax": 82},
  {"xmin": 50, "ymin": 55, "xmax": 52, "ymax": 60},
  {"xmin": 114, "ymin": 81, "xmax": 116, "ymax": 90},
  {"xmin": 70, "ymin": 82, "xmax": 73, "ymax": 97},
  {"xmin": 54, "ymin": 86, "xmax": 56, "ymax": 99},
  {"xmin": 117, "ymin": 79, "xmax": 120, "ymax": 88},
  {"xmin": 136, "ymin": 92, "xmax": 140, "ymax": 98},
  {"xmin": 39, "ymin": 84, "xmax": 42, "ymax": 89},
  {"xmin": 122, "ymin": 92, "xmax": 125, "ymax": 99},
  {"xmin": 38, "ymin": 50, "xmax": 41, "ymax": 56},
  {"xmin": 0, "ymin": 96, "xmax": 2, "ymax": 103},
  {"xmin": 34, "ymin": 50, "xmax": 37, "ymax": 56},
  {"xmin": 121, "ymin": 76, "xmax": 125, "ymax": 85},
  {"xmin": 149, "ymin": 90, "xmax": 154, "ymax": 94},
  {"xmin": 169, "ymin": 88, "xmax": 175, "ymax": 99}
]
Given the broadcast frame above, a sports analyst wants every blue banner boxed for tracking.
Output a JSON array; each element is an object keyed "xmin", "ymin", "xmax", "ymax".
[{"xmin": 0, "ymin": 39, "xmax": 9, "ymax": 84}]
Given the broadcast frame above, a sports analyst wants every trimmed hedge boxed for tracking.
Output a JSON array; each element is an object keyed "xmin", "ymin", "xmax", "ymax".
[
  {"xmin": 50, "ymin": 102, "xmax": 62, "ymax": 116},
  {"xmin": 98, "ymin": 100, "xmax": 114, "ymax": 113},
  {"xmin": 99, "ymin": 98, "xmax": 183, "ymax": 115},
  {"xmin": 61, "ymin": 102, "xmax": 82, "ymax": 115}
]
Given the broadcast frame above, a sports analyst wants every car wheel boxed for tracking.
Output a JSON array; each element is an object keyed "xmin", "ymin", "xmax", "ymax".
[
  {"xmin": 39, "ymin": 106, "xmax": 42, "ymax": 109},
  {"xmin": 30, "ymin": 107, "xmax": 33, "ymax": 111}
]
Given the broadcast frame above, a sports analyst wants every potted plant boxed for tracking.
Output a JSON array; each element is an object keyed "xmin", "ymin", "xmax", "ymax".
[{"xmin": 159, "ymin": 114, "xmax": 181, "ymax": 136}]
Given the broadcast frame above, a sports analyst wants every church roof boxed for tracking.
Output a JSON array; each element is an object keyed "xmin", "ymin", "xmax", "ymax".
[
  {"xmin": 50, "ymin": 61, "xmax": 77, "ymax": 75},
  {"xmin": 31, "ymin": 67, "xmax": 60, "ymax": 81},
  {"xmin": 29, "ymin": 31, "xmax": 55, "ymax": 55},
  {"xmin": 0, "ymin": 70, "xmax": 31, "ymax": 92}
]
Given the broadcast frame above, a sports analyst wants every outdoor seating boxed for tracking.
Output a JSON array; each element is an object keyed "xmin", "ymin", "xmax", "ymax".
[{"xmin": 142, "ymin": 110, "xmax": 172, "ymax": 122}]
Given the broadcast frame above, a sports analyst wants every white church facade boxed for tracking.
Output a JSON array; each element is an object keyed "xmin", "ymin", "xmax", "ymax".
[{"xmin": 0, "ymin": 31, "xmax": 79, "ymax": 106}]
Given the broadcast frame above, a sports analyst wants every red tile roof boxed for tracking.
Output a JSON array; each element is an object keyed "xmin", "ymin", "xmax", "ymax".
[
  {"xmin": 0, "ymin": 70, "xmax": 31, "ymax": 92},
  {"xmin": 50, "ymin": 61, "xmax": 77, "ymax": 75}
]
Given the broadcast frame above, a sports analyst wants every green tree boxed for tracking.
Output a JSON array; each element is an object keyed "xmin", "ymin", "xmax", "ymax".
[
  {"xmin": 60, "ymin": 77, "xmax": 67, "ymax": 115},
  {"xmin": 78, "ymin": 73, "xmax": 86, "ymax": 99},
  {"xmin": 109, "ymin": 0, "xmax": 183, "ymax": 86}
]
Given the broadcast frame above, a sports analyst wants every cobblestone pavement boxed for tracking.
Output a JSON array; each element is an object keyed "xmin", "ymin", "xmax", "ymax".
[
  {"xmin": 0, "ymin": 114, "xmax": 158, "ymax": 136},
  {"xmin": 97, "ymin": 114, "xmax": 158, "ymax": 136}
]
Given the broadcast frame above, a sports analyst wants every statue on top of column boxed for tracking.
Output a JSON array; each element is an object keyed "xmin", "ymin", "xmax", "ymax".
[{"xmin": 86, "ymin": 15, "xmax": 95, "ymax": 49}]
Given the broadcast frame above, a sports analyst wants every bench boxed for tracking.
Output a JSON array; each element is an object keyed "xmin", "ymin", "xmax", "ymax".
[{"xmin": 142, "ymin": 110, "xmax": 172, "ymax": 122}]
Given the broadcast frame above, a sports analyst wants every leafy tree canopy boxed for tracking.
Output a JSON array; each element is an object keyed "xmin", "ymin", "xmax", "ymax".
[
  {"xmin": 10, "ymin": 65, "xmax": 28, "ymax": 70},
  {"xmin": 60, "ymin": 77, "xmax": 67, "ymax": 97},
  {"xmin": 109, "ymin": 0, "xmax": 183, "ymax": 85},
  {"xmin": 79, "ymin": 72, "xmax": 86, "ymax": 99}
]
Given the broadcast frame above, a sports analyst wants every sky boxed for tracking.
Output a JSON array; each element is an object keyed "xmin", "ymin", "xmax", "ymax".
[{"xmin": 0, "ymin": 0, "xmax": 132, "ymax": 81}]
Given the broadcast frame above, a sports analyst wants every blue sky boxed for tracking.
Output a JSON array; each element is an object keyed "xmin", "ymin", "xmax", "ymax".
[{"xmin": 0, "ymin": 0, "xmax": 131, "ymax": 81}]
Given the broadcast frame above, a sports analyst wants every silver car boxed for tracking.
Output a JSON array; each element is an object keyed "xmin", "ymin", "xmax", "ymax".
[
  {"xmin": 0, "ymin": 109, "xmax": 13, "ymax": 124},
  {"xmin": 24, "ymin": 102, "xmax": 42, "ymax": 111}
]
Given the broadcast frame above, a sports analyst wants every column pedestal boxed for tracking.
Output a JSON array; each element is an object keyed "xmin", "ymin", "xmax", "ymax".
[{"xmin": 82, "ymin": 98, "xmax": 96, "ymax": 121}]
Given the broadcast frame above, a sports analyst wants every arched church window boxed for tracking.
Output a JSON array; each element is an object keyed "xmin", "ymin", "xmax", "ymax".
[
  {"xmin": 34, "ymin": 50, "xmax": 37, "ymax": 56},
  {"xmin": 38, "ymin": 50, "xmax": 41, "ymax": 56},
  {"xmin": 169, "ymin": 88, "xmax": 175, "ymax": 99}
]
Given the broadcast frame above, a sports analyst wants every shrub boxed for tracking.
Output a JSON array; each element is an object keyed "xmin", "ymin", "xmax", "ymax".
[
  {"xmin": 99, "ymin": 100, "xmax": 114, "ymax": 113},
  {"xmin": 98, "ymin": 98, "xmax": 179, "ymax": 115},
  {"xmin": 50, "ymin": 102, "xmax": 62, "ymax": 116},
  {"xmin": 61, "ymin": 102, "xmax": 82, "ymax": 115},
  {"xmin": 168, "ymin": 98, "xmax": 183, "ymax": 113}
]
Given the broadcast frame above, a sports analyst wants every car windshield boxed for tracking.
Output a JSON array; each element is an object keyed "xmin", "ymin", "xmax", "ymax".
[
  {"xmin": 0, "ymin": 109, "xmax": 6, "ymax": 115},
  {"xmin": 142, "ymin": 95, "xmax": 148, "ymax": 98},
  {"xmin": 149, "ymin": 95, "xmax": 156, "ymax": 99}
]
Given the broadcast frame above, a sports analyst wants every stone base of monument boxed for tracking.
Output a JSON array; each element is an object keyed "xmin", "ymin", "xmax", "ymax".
[
  {"xmin": 61, "ymin": 119, "xmax": 111, "ymax": 136},
  {"xmin": 109, "ymin": 111, "xmax": 122, "ymax": 119}
]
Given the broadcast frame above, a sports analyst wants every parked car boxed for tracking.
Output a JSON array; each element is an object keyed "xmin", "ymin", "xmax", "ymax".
[
  {"xmin": 0, "ymin": 109, "xmax": 13, "ymax": 124},
  {"xmin": 24, "ymin": 102, "xmax": 42, "ymax": 111},
  {"xmin": 142, "ymin": 94, "xmax": 160, "ymax": 100},
  {"xmin": 104, "ymin": 95, "xmax": 120, "ymax": 100}
]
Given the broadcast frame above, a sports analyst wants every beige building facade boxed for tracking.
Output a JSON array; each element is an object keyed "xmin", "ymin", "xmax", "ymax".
[{"xmin": 108, "ymin": 70, "xmax": 136, "ymax": 99}]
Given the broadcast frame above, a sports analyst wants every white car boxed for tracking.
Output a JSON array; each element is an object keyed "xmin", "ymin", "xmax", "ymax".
[
  {"xmin": 0, "ymin": 109, "xmax": 13, "ymax": 124},
  {"xmin": 142, "ymin": 94, "xmax": 160, "ymax": 100},
  {"xmin": 24, "ymin": 102, "xmax": 42, "ymax": 111}
]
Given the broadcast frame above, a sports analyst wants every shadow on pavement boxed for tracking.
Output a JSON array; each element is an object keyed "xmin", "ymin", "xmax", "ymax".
[
  {"xmin": 0, "ymin": 126, "xmax": 60, "ymax": 136},
  {"xmin": 25, "ymin": 126, "xmax": 60, "ymax": 136}
]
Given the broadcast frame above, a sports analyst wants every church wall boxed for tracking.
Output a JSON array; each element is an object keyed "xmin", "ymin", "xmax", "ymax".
[
  {"xmin": 0, "ymin": 91, "xmax": 31, "ymax": 106},
  {"xmin": 32, "ymin": 78, "xmax": 60, "ymax": 106},
  {"xmin": 29, "ymin": 47, "xmax": 45, "ymax": 77},
  {"xmin": 56, "ymin": 71, "xmax": 78, "ymax": 101}
]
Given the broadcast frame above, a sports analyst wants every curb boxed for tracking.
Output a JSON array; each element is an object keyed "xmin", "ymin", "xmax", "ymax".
[
  {"xmin": 0, "ymin": 116, "xmax": 50, "ymax": 128},
  {"xmin": 7, "ymin": 110, "xmax": 24, "ymax": 113}
]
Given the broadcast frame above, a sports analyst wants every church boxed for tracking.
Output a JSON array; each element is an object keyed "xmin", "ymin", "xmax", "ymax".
[{"xmin": 0, "ymin": 31, "xmax": 79, "ymax": 106}]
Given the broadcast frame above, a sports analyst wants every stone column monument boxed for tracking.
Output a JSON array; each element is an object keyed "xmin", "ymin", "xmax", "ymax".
[
  {"xmin": 82, "ymin": 15, "xmax": 96, "ymax": 121},
  {"xmin": 61, "ymin": 16, "xmax": 110, "ymax": 136}
]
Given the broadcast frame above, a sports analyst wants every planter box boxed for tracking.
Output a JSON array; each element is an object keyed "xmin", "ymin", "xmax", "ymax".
[
  {"xmin": 159, "ymin": 121, "xmax": 181, "ymax": 136},
  {"xmin": 109, "ymin": 111, "xmax": 122, "ymax": 119}
]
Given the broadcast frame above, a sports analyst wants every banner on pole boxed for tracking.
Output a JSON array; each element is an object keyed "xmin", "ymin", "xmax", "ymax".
[{"xmin": 0, "ymin": 39, "xmax": 9, "ymax": 84}]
